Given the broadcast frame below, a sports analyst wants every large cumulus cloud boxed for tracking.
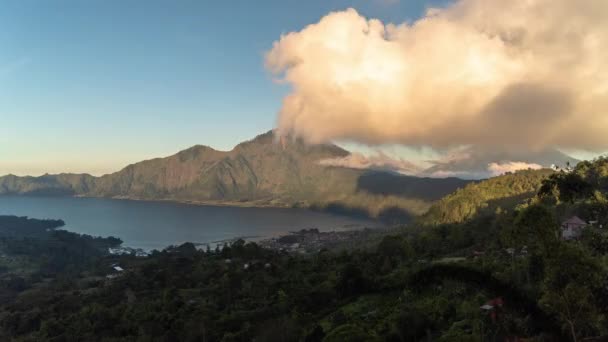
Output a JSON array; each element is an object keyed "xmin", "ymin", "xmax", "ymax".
[{"xmin": 266, "ymin": 0, "xmax": 608, "ymax": 151}]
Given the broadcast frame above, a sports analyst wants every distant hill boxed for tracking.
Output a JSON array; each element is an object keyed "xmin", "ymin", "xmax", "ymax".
[
  {"xmin": 0, "ymin": 173, "xmax": 96, "ymax": 196},
  {"xmin": 0, "ymin": 131, "xmax": 472, "ymax": 222},
  {"xmin": 421, "ymin": 168, "xmax": 555, "ymax": 225},
  {"xmin": 422, "ymin": 147, "xmax": 577, "ymax": 178},
  {"xmin": 356, "ymin": 172, "xmax": 470, "ymax": 201}
]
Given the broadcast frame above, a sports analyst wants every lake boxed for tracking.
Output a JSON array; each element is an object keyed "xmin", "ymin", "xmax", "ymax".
[{"xmin": 0, "ymin": 196, "xmax": 382, "ymax": 251}]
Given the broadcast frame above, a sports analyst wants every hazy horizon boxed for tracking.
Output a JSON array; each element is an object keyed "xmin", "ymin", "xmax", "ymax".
[{"xmin": 0, "ymin": 127, "xmax": 590, "ymax": 178}]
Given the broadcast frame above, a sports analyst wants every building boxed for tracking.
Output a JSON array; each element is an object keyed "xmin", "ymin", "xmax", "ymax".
[{"xmin": 561, "ymin": 216, "xmax": 587, "ymax": 240}]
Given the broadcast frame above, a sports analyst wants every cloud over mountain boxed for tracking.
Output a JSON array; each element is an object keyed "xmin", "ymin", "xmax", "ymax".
[
  {"xmin": 318, "ymin": 152, "xmax": 421, "ymax": 174},
  {"xmin": 422, "ymin": 146, "xmax": 576, "ymax": 179},
  {"xmin": 487, "ymin": 161, "xmax": 542, "ymax": 177},
  {"xmin": 266, "ymin": 0, "xmax": 608, "ymax": 151}
]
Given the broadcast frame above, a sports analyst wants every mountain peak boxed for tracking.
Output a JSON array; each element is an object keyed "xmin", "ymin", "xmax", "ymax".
[{"xmin": 233, "ymin": 130, "xmax": 276, "ymax": 149}]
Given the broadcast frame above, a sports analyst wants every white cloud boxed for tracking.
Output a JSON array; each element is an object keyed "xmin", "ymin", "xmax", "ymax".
[
  {"xmin": 487, "ymin": 161, "xmax": 543, "ymax": 176},
  {"xmin": 318, "ymin": 151, "xmax": 421, "ymax": 174},
  {"xmin": 266, "ymin": 1, "xmax": 608, "ymax": 151}
]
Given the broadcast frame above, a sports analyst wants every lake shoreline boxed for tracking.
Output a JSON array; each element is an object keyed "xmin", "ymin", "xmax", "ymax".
[
  {"xmin": 0, "ymin": 195, "xmax": 384, "ymax": 252},
  {"xmin": 74, "ymin": 194, "xmax": 391, "ymax": 222},
  {"xmin": 75, "ymin": 194, "xmax": 296, "ymax": 209}
]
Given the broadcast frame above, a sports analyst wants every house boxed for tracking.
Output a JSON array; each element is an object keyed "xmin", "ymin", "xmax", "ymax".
[
  {"xmin": 113, "ymin": 266, "xmax": 124, "ymax": 272},
  {"xmin": 561, "ymin": 216, "xmax": 587, "ymax": 240}
]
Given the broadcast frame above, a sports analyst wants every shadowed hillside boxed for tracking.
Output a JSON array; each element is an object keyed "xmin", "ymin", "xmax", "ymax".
[{"xmin": 356, "ymin": 171, "xmax": 471, "ymax": 201}]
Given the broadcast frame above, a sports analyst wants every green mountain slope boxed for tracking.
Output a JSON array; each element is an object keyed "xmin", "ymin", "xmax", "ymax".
[
  {"xmin": 421, "ymin": 168, "xmax": 555, "ymax": 224},
  {"xmin": 0, "ymin": 131, "xmax": 472, "ymax": 220}
]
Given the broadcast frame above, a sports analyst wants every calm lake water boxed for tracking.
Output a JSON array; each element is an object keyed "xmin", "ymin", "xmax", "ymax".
[{"xmin": 0, "ymin": 196, "xmax": 382, "ymax": 251}]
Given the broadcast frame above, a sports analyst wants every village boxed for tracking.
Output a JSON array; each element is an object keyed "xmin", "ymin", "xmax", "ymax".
[
  {"xmin": 98, "ymin": 214, "xmax": 604, "ymax": 295},
  {"xmin": 108, "ymin": 246, "xmax": 150, "ymax": 257},
  {"xmin": 103, "ymin": 214, "xmax": 601, "ymax": 278},
  {"xmin": 258, "ymin": 227, "xmax": 391, "ymax": 253}
]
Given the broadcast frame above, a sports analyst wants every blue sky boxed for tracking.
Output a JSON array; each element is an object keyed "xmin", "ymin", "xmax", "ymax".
[{"xmin": 1, "ymin": 0, "xmax": 451, "ymax": 175}]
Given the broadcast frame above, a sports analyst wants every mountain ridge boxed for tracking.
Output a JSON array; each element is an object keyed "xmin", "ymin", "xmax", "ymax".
[{"xmin": 0, "ymin": 131, "xmax": 471, "ymax": 222}]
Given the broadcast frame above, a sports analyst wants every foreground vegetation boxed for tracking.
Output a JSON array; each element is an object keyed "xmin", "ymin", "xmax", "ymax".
[{"xmin": 2, "ymin": 159, "xmax": 608, "ymax": 340}]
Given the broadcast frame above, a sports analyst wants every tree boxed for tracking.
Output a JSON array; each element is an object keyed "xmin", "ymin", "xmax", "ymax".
[
  {"xmin": 540, "ymin": 245, "xmax": 604, "ymax": 341},
  {"xmin": 305, "ymin": 325, "xmax": 325, "ymax": 342},
  {"xmin": 377, "ymin": 235, "xmax": 413, "ymax": 261},
  {"xmin": 323, "ymin": 324, "xmax": 377, "ymax": 342},
  {"xmin": 255, "ymin": 317, "xmax": 301, "ymax": 342},
  {"xmin": 336, "ymin": 263, "xmax": 369, "ymax": 298},
  {"xmin": 512, "ymin": 204, "xmax": 560, "ymax": 257},
  {"xmin": 539, "ymin": 173, "xmax": 593, "ymax": 204}
]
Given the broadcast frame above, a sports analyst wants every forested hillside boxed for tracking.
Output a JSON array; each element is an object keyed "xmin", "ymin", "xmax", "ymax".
[
  {"xmin": 2, "ymin": 158, "xmax": 608, "ymax": 340},
  {"xmin": 422, "ymin": 168, "xmax": 555, "ymax": 224}
]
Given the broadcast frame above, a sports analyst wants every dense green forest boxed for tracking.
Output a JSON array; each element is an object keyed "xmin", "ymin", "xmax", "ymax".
[
  {"xmin": 2, "ymin": 159, "xmax": 608, "ymax": 341},
  {"xmin": 0, "ymin": 217, "xmax": 121, "ymax": 299}
]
